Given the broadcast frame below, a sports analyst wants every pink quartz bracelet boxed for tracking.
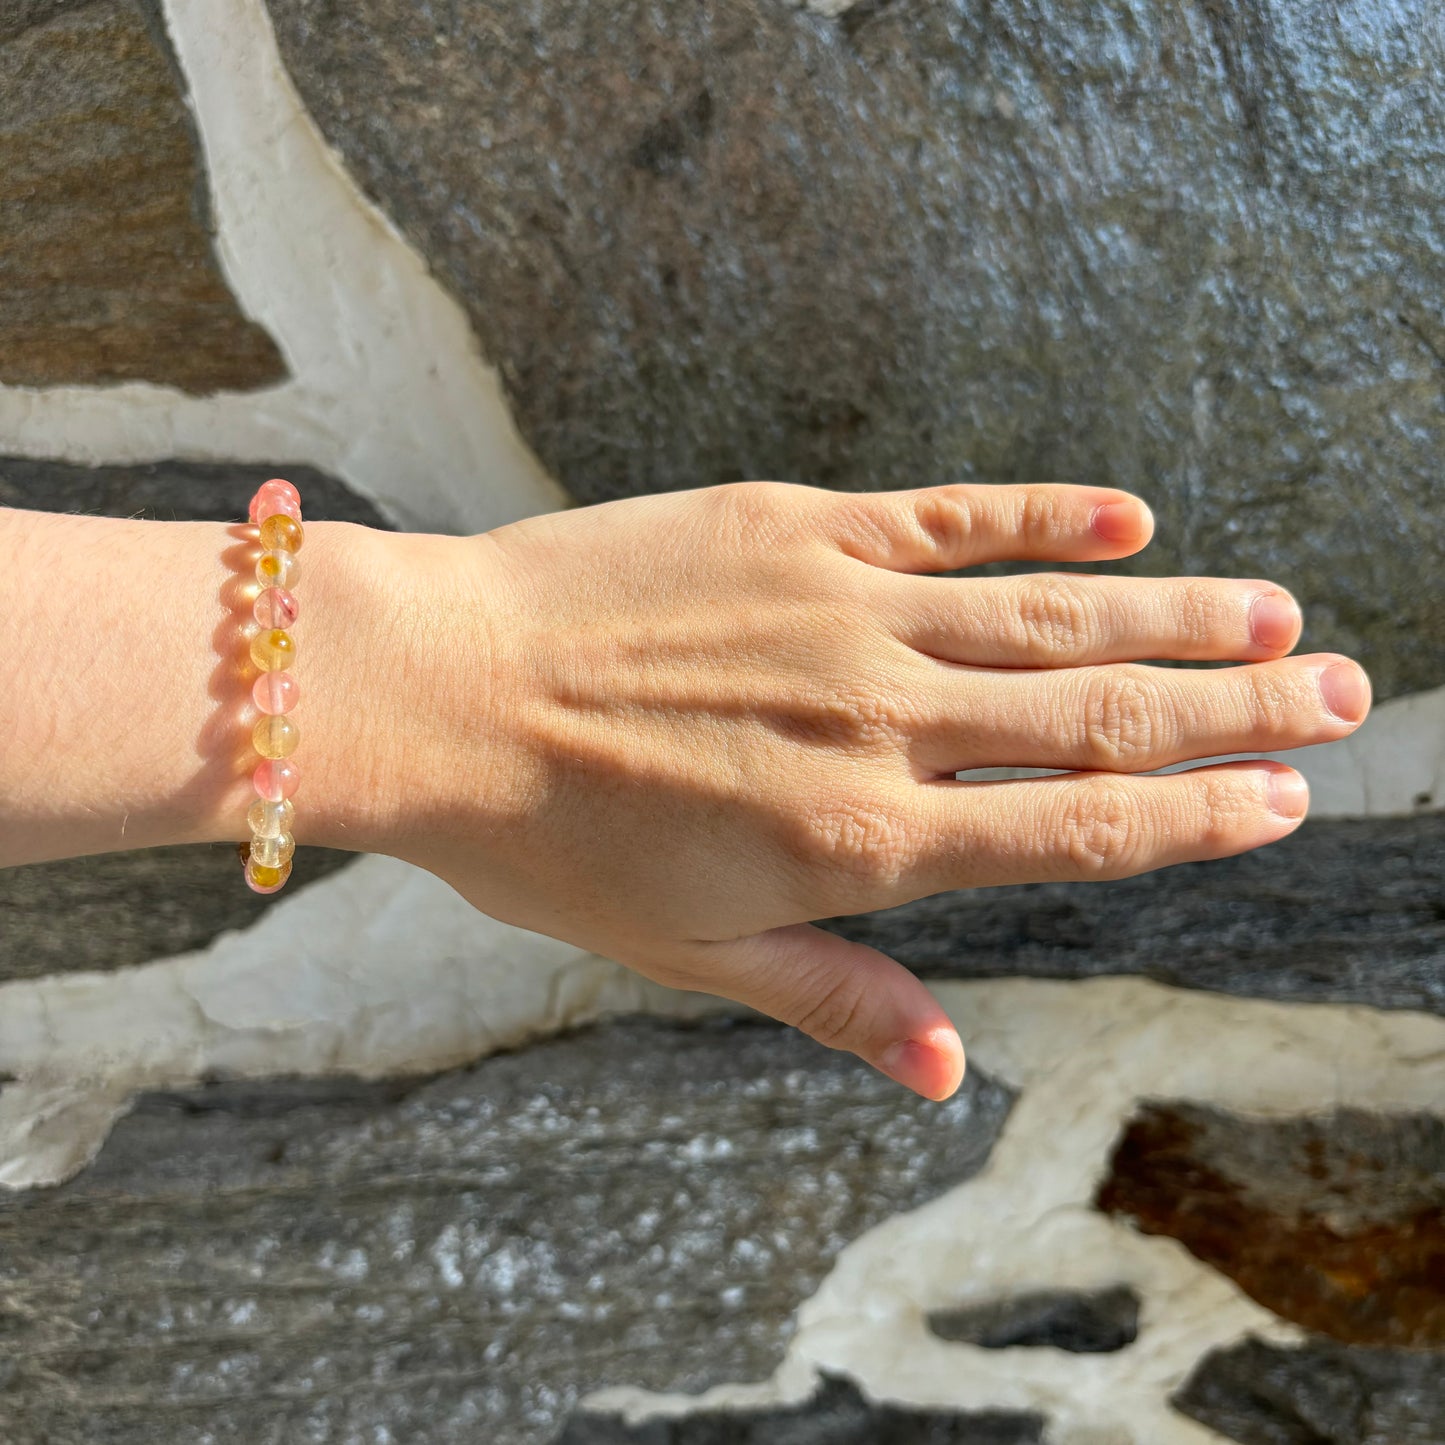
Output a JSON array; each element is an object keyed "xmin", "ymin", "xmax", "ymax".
[{"xmin": 241, "ymin": 477, "xmax": 304, "ymax": 894}]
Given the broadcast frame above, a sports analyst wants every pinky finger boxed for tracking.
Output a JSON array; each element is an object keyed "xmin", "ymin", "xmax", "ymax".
[{"xmin": 911, "ymin": 760, "xmax": 1309, "ymax": 894}]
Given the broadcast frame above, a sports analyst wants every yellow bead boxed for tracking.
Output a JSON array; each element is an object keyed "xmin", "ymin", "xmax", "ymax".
[
  {"xmin": 247, "ymin": 797, "xmax": 295, "ymax": 838},
  {"xmin": 260, "ymin": 514, "xmax": 304, "ymax": 553},
  {"xmin": 247, "ymin": 859, "xmax": 287, "ymax": 890},
  {"xmin": 249, "ymin": 628, "xmax": 296, "ymax": 672},
  {"xmin": 252, "ymin": 713, "xmax": 299, "ymax": 759},
  {"xmin": 249, "ymin": 831, "xmax": 296, "ymax": 869},
  {"xmin": 256, "ymin": 549, "xmax": 298, "ymax": 589}
]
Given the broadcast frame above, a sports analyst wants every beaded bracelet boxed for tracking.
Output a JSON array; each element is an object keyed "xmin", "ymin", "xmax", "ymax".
[{"xmin": 240, "ymin": 477, "xmax": 304, "ymax": 894}]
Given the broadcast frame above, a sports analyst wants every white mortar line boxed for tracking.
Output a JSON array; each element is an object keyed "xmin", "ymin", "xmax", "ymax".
[
  {"xmin": 582, "ymin": 977, "xmax": 1445, "ymax": 1443},
  {"xmin": 0, "ymin": 0, "xmax": 568, "ymax": 537}
]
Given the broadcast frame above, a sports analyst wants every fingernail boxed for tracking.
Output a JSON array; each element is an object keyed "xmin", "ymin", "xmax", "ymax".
[
  {"xmin": 1249, "ymin": 591, "xmax": 1300, "ymax": 650},
  {"xmin": 1090, "ymin": 501, "xmax": 1143, "ymax": 543},
  {"xmin": 1319, "ymin": 661, "xmax": 1369, "ymax": 723},
  {"xmin": 1267, "ymin": 769, "xmax": 1310, "ymax": 819},
  {"xmin": 878, "ymin": 1038, "xmax": 962, "ymax": 1100}
]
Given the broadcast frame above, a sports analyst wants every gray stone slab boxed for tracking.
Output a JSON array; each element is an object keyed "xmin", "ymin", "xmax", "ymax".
[
  {"xmin": 266, "ymin": 0, "xmax": 1445, "ymax": 700},
  {"xmin": 824, "ymin": 812, "xmax": 1445, "ymax": 1016},
  {"xmin": 1173, "ymin": 1336, "xmax": 1445, "ymax": 1445},
  {"xmin": 560, "ymin": 1374, "xmax": 1045, "ymax": 1443},
  {"xmin": 0, "ymin": 1, "xmax": 285, "ymax": 392},
  {"xmin": 0, "ymin": 1014, "xmax": 1014, "ymax": 1445}
]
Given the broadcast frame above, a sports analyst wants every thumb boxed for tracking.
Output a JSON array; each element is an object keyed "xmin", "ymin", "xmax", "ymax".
[{"xmin": 672, "ymin": 922, "xmax": 966, "ymax": 1100}]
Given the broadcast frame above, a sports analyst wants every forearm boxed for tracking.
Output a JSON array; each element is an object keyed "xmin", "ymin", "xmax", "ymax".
[{"xmin": 0, "ymin": 506, "xmax": 476, "ymax": 869}]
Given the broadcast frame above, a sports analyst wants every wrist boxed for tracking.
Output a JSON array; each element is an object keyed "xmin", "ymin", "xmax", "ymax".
[{"xmin": 263, "ymin": 522, "xmax": 507, "ymax": 868}]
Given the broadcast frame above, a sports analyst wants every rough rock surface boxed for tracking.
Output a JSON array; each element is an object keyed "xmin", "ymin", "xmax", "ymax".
[
  {"xmin": 264, "ymin": 0, "xmax": 1445, "ymax": 700},
  {"xmin": 559, "ymin": 1375, "xmax": 1045, "ymax": 1444},
  {"xmin": 1173, "ymin": 1335, "xmax": 1445, "ymax": 1445},
  {"xmin": 0, "ymin": 0, "xmax": 284, "ymax": 392},
  {"xmin": 926, "ymin": 1286, "xmax": 1140, "ymax": 1354},
  {"xmin": 0, "ymin": 1015, "xmax": 1014, "ymax": 1445},
  {"xmin": 826, "ymin": 811, "xmax": 1445, "ymax": 1016},
  {"xmin": 1096, "ymin": 1102, "xmax": 1445, "ymax": 1348}
]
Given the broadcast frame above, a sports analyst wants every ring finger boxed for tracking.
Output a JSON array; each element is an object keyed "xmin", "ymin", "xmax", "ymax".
[
  {"xmin": 909, "ymin": 652, "xmax": 1371, "ymax": 777},
  {"xmin": 881, "ymin": 570, "xmax": 1304, "ymax": 668}
]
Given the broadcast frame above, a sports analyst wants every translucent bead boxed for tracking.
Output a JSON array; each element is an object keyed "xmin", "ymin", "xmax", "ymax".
[
  {"xmin": 252, "ymin": 758, "xmax": 300, "ymax": 802},
  {"xmin": 249, "ymin": 627, "xmax": 295, "ymax": 672},
  {"xmin": 256, "ymin": 549, "xmax": 298, "ymax": 589},
  {"xmin": 245, "ymin": 855, "xmax": 293, "ymax": 894},
  {"xmin": 247, "ymin": 797, "xmax": 295, "ymax": 837},
  {"xmin": 261, "ymin": 477, "xmax": 301, "ymax": 509},
  {"xmin": 260, "ymin": 514, "xmax": 304, "ymax": 553},
  {"xmin": 253, "ymin": 586, "xmax": 298, "ymax": 629},
  {"xmin": 250, "ymin": 831, "xmax": 296, "ymax": 869},
  {"xmin": 253, "ymin": 713, "xmax": 299, "ymax": 759},
  {"xmin": 252, "ymin": 669, "xmax": 299, "ymax": 715}
]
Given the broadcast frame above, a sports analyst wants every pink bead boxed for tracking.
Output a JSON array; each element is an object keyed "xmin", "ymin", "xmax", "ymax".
[
  {"xmin": 252, "ymin": 670, "xmax": 300, "ymax": 715},
  {"xmin": 261, "ymin": 477, "xmax": 301, "ymax": 509},
  {"xmin": 253, "ymin": 585, "xmax": 299, "ymax": 629},
  {"xmin": 256, "ymin": 494, "xmax": 302, "ymax": 526},
  {"xmin": 253, "ymin": 757, "xmax": 301, "ymax": 802}
]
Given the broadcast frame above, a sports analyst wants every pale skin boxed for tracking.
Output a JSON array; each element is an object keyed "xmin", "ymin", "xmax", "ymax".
[{"xmin": 0, "ymin": 482, "xmax": 1372, "ymax": 1100}]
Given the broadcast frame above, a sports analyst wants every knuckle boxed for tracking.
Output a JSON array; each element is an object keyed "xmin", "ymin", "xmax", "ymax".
[
  {"xmin": 1194, "ymin": 774, "xmax": 1257, "ymax": 850},
  {"xmin": 795, "ymin": 797, "xmax": 913, "ymax": 889},
  {"xmin": 792, "ymin": 972, "xmax": 870, "ymax": 1050},
  {"xmin": 1078, "ymin": 669, "xmax": 1162, "ymax": 768},
  {"xmin": 1244, "ymin": 665, "xmax": 1295, "ymax": 741},
  {"xmin": 1176, "ymin": 578, "xmax": 1226, "ymax": 649},
  {"xmin": 912, "ymin": 486, "xmax": 978, "ymax": 558},
  {"xmin": 1058, "ymin": 775, "xmax": 1144, "ymax": 876},
  {"xmin": 783, "ymin": 683, "xmax": 902, "ymax": 752},
  {"xmin": 1018, "ymin": 489, "xmax": 1069, "ymax": 550},
  {"xmin": 713, "ymin": 480, "xmax": 799, "ymax": 545},
  {"xmin": 1015, "ymin": 574, "xmax": 1094, "ymax": 662}
]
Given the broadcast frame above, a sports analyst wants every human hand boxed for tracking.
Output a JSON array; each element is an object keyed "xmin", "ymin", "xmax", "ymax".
[{"xmin": 385, "ymin": 482, "xmax": 1371, "ymax": 1099}]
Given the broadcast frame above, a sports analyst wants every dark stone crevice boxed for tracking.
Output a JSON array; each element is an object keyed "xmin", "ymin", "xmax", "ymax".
[{"xmin": 927, "ymin": 1286, "xmax": 1140, "ymax": 1354}]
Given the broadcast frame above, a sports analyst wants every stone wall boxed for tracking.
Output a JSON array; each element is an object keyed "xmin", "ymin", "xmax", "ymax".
[{"xmin": 1, "ymin": 2, "xmax": 1440, "ymax": 1442}]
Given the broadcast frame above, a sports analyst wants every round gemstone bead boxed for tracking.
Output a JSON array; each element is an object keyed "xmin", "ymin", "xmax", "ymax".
[
  {"xmin": 245, "ymin": 856, "xmax": 293, "ymax": 894},
  {"xmin": 252, "ymin": 670, "xmax": 299, "ymax": 715},
  {"xmin": 250, "ymin": 831, "xmax": 296, "ymax": 869},
  {"xmin": 253, "ymin": 586, "xmax": 298, "ymax": 629},
  {"xmin": 249, "ymin": 627, "xmax": 295, "ymax": 672},
  {"xmin": 252, "ymin": 758, "xmax": 300, "ymax": 802},
  {"xmin": 261, "ymin": 477, "xmax": 301, "ymax": 509},
  {"xmin": 256, "ymin": 549, "xmax": 298, "ymax": 589},
  {"xmin": 255, "ymin": 494, "xmax": 302, "ymax": 525},
  {"xmin": 247, "ymin": 797, "xmax": 295, "ymax": 838},
  {"xmin": 260, "ymin": 514, "xmax": 304, "ymax": 553},
  {"xmin": 253, "ymin": 714, "xmax": 299, "ymax": 759}
]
